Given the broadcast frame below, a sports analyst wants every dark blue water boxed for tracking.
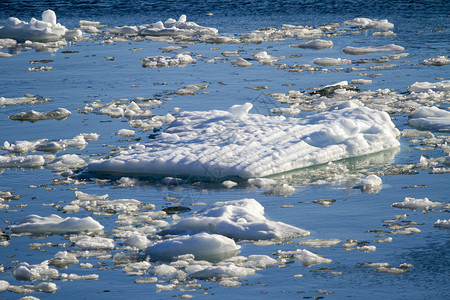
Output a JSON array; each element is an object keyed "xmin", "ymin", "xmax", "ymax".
[{"xmin": 0, "ymin": 1, "xmax": 449, "ymax": 299}]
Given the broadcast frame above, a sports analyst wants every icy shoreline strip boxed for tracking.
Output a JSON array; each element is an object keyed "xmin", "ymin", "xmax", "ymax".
[{"xmin": 88, "ymin": 102, "xmax": 400, "ymax": 179}]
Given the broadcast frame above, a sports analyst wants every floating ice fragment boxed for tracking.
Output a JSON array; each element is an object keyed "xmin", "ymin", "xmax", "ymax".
[
  {"xmin": 88, "ymin": 103, "xmax": 400, "ymax": 178},
  {"xmin": 252, "ymin": 51, "xmax": 284, "ymax": 64},
  {"xmin": 230, "ymin": 57, "xmax": 253, "ymax": 67},
  {"xmin": 116, "ymin": 129, "xmax": 135, "ymax": 136},
  {"xmin": 146, "ymin": 232, "xmax": 240, "ymax": 262},
  {"xmin": 408, "ymin": 106, "xmax": 450, "ymax": 132},
  {"xmin": 161, "ymin": 198, "xmax": 309, "ymax": 240},
  {"xmin": 392, "ymin": 197, "xmax": 441, "ymax": 210},
  {"xmin": 45, "ymin": 154, "xmax": 86, "ymax": 170},
  {"xmin": 71, "ymin": 235, "xmax": 114, "ymax": 250},
  {"xmin": 298, "ymin": 239, "xmax": 341, "ymax": 248},
  {"xmin": 290, "ymin": 39, "xmax": 333, "ymax": 50},
  {"xmin": 141, "ymin": 53, "xmax": 195, "ymax": 68},
  {"xmin": 48, "ymin": 251, "xmax": 79, "ymax": 268},
  {"xmin": 314, "ymin": 57, "xmax": 351, "ymax": 66},
  {"xmin": 10, "ymin": 214, "xmax": 103, "ymax": 234},
  {"xmin": 343, "ymin": 18, "xmax": 394, "ymax": 31},
  {"xmin": 190, "ymin": 263, "xmax": 255, "ymax": 279},
  {"xmin": 13, "ymin": 261, "xmax": 58, "ymax": 281},
  {"xmin": 423, "ymin": 56, "xmax": 450, "ymax": 66},
  {"xmin": 407, "ymin": 80, "xmax": 450, "ymax": 92},
  {"xmin": 355, "ymin": 174, "xmax": 382, "ymax": 193},
  {"xmin": 0, "ymin": 155, "xmax": 45, "ymax": 168},
  {"xmin": 294, "ymin": 249, "xmax": 332, "ymax": 267},
  {"xmin": 343, "ymin": 44, "xmax": 405, "ymax": 55},
  {"xmin": 125, "ymin": 235, "xmax": 150, "ymax": 249},
  {"xmin": 0, "ymin": 280, "xmax": 9, "ymax": 291},
  {"xmin": 434, "ymin": 219, "xmax": 450, "ymax": 229},
  {"xmin": 0, "ymin": 10, "xmax": 81, "ymax": 42}
]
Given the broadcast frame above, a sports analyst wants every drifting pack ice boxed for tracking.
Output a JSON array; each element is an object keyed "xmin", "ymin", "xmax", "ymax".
[{"xmin": 88, "ymin": 102, "xmax": 400, "ymax": 178}]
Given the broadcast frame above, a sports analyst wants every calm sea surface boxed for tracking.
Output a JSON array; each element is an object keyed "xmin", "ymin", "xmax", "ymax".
[{"xmin": 0, "ymin": 1, "xmax": 449, "ymax": 299}]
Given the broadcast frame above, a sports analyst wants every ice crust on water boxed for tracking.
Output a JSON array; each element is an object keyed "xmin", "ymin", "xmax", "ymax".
[
  {"xmin": 0, "ymin": 10, "xmax": 82, "ymax": 42},
  {"xmin": 161, "ymin": 198, "xmax": 310, "ymax": 240},
  {"xmin": 408, "ymin": 106, "xmax": 450, "ymax": 132},
  {"xmin": 88, "ymin": 102, "xmax": 400, "ymax": 178},
  {"xmin": 146, "ymin": 232, "xmax": 241, "ymax": 262},
  {"xmin": 10, "ymin": 214, "xmax": 104, "ymax": 234}
]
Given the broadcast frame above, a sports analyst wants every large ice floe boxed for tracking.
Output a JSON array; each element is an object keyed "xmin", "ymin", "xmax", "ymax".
[
  {"xmin": 160, "ymin": 198, "xmax": 310, "ymax": 240},
  {"xmin": 88, "ymin": 102, "xmax": 400, "ymax": 179},
  {"xmin": 0, "ymin": 10, "xmax": 82, "ymax": 42}
]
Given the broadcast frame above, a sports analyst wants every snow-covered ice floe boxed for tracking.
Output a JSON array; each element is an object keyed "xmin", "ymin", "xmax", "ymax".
[
  {"xmin": 408, "ymin": 106, "xmax": 450, "ymax": 132},
  {"xmin": 10, "ymin": 214, "xmax": 104, "ymax": 234},
  {"xmin": 88, "ymin": 102, "xmax": 400, "ymax": 179},
  {"xmin": 343, "ymin": 18, "xmax": 394, "ymax": 31},
  {"xmin": 392, "ymin": 197, "xmax": 442, "ymax": 210},
  {"xmin": 146, "ymin": 232, "xmax": 241, "ymax": 262},
  {"xmin": 161, "ymin": 198, "xmax": 310, "ymax": 240},
  {"xmin": 0, "ymin": 10, "xmax": 82, "ymax": 42}
]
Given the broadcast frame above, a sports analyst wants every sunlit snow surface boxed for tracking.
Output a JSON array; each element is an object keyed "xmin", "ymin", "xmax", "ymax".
[{"xmin": 89, "ymin": 102, "xmax": 400, "ymax": 178}]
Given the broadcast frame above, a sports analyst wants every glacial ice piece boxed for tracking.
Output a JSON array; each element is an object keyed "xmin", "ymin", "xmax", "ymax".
[
  {"xmin": 408, "ymin": 106, "xmax": 450, "ymax": 132},
  {"xmin": 146, "ymin": 232, "xmax": 241, "ymax": 262},
  {"xmin": 161, "ymin": 198, "xmax": 310, "ymax": 240},
  {"xmin": 10, "ymin": 214, "xmax": 104, "ymax": 234},
  {"xmin": 88, "ymin": 102, "xmax": 400, "ymax": 179},
  {"xmin": 0, "ymin": 10, "xmax": 82, "ymax": 42}
]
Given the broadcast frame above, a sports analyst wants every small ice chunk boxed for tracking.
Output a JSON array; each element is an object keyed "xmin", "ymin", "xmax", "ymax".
[
  {"xmin": 146, "ymin": 232, "xmax": 240, "ymax": 262},
  {"xmin": 252, "ymin": 51, "xmax": 284, "ymax": 64},
  {"xmin": 162, "ymin": 198, "xmax": 310, "ymax": 240},
  {"xmin": 298, "ymin": 239, "xmax": 341, "ymax": 248},
  {"xmin": 408, "ymin": 106, "xmax": 450, "ymax": 132},
  {"xmin": 10, "ymin": 214, "xmax": 104, "ymax": 234},
  {"xmin": 343, "ymin": 18, "xmax": 394, "ymax": 31},
  {"xmin": 343, "ymin": 44, "xmax": 405, "ymax": 55},
  {"xmin": 434, "ymin": 219, "xmax": 450, "ymax": 229},
  {"xmin": 294, "ymin": 249, "xmax": 332, "ymax": 267},
  {"xmin": 71, "ymin": 235, "xmax": 114, "ymax": 250},
  {"xmin": 290, "ymin": 39, "xmax": 333, "ymax": 50},
  {"xmin": 222, "ymin": 180, "xmax": 238, "ymax": 188},
  {"xmin": 423, "ymin": 56, "xmax": 450, "ymax": 66},
  {"xmin": 407, "ymin": 80, "xmax": 450, "ymax": 92},
  {"xmin": 230, "ymin": 57, "xmax": 253, "ymax": 67},
  {"xmin": 116, "ymin": 129, "xmax": 135, "ymax": 136},
  {"xmin": 314, "ymin": 57, "xmax": 351, "ymax": 66},
  {"xmin": 0, "ymin": 280, "xmax": 9, "ymax": 291},
  {"xmin": 356, "ymin": 175, "xmax": 382, "ymax": 193},
  {"xmin": 392, "ymin": 197, "xmax": 441, "ymax": 210},
  {"xmin": 0, "ymin": 155, "xmax": 45, "ymax": 168},
  {"xmin": 125, "ymin": 235, "xmax": 150, "ymax": 249},
  {"xmin": 190, "ymin": 263, "xmax": 255, "ymax": 279},
  {"xmin": 13, "ymin": 261, "xmax": 59, "ymax": 281},
  {"xmin": 247, "ymin": 178, "xmax": 277, "ymax": 188},
  {"xmin": 141, "ymin": 53, "xmax": 195, "ymax": 68},
  {"xmin": 48, "ymin": 251, "xmax": 79, "ymax": 268}
]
